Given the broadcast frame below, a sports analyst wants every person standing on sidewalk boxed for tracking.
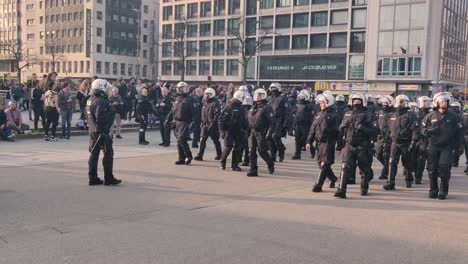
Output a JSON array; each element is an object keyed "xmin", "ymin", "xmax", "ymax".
[
  {"xmin": 43, "ymin": 81, "xmax": 60, "ymax": 141},
  {"xmin": 57, "ymin": 82, "xmax": 73, "ymax": 139},
  {"xmin": 136, "ymin": 88, "xmax": 153, "ymax": 145},
  {"xmin": 109, "ymin": 87, "xmax": 124, "ymax": 139},
  {"xmin": 76, "ymin": 79, "xmax": 91, "ymax": 121},
  {"xmin": 156, "ymin": 86, "xmax": 173, "ymax": 146}
]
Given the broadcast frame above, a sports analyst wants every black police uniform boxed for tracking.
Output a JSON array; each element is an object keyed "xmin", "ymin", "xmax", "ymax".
[
  {"xmin": 156, "ymin": 95, "xmax": 173, "ymax": 146},
  {"xmin": 191, "ymin": 95, "xmax": 203, "ymax": 148},
  {"xmin": 384, "ymin": 107, "xmax": 418, "ymax": 189},
  {"xmin": 241, "ymin": 103, "xmax": 252, "ymax": 166},
  {"xmin": 136, "ymin": 95, "xmax": 153, "ymax": 144},
  {"xmin": 421, "ymin": 109, "xmax": 463, "ymax": 199},
  {"xmin": 414, "ymin": 108, "xmax": 430, "ymax": 183},
  {"xmin": 118, "ymin": 83, "xmax": 128, "ymax": 119},
  {"xmin": 463, "ymin": 109, "xmax": 468, "ymax": 174},
  {"xmin": 195, "ymin": 97, "xmax": 222, "ymax": 160},
  {"xmin": 166, "ymin": 93, "xmax": 197, "ymax": 165},
  {"xmin": 307, "ymin": 107, "xmax": 339, "ymax": 192},
  {"xmin": 247, "ymin": 100, "xmax": 276, "ymax": 176},
  {"xmin": 219, "ymin": 98, "xmax": 248, "ymax": 170},
  {"xmin": 375, "ymin": 106, "xmax": 395, "ymax": 180},
  {"xmin": 292, "ymin": 99, "xmax": 315, "ymax": 159},
  {"xmin": 335, "ymin": 105, "xmax": 379, "ymax": 198},
  {"xmin": 449, "ymin": 107, "xmax": 463, "ymax": 167},
  {"xmin": 268, "ymin": 93, "xmax": 290, "ymax": 162},
  {"xmin": 287, "ymin": 92, "xmax": 297, "ymax": 136},
  {"xmin": 87, "ymin": 92, "xmax": 120, "ymax": 185}
]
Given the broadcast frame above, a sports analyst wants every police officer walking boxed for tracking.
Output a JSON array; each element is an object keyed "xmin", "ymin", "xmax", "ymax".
[
  {"xmin": 241, "ymin": 92, "xmax": 253, "ymax": 167},
  {"xmin": 292, "ymin": 90, "xmax": 315, "ymax": 160},
  {"xmin": 334, "ymin": 93, "xmax": 378, "ymax": 198},
  {"xmin": 449, "ymin": 101, "xmax": 463, "ymax": 167},
  {"xmin": 194, "ymin": 88, "xmax": 222, "ymax": 161},
  {"xmin": 165, "ymin": 82, "xmax": 197, "ymax": 165},
  {"xmin": 191, "ymin": 88, "xmax": 203, "ymax": 149},
  {"xmin": 306, "ymin": 92, "xmax": 339, "ymax": 192},
  {"xmin": 156, "ymin": 86, "xmax": 173, "ymax": 147},
  {"xmin": 375, "ymin": 95, "xmax": 395, "ymax": 180},
  {"xmin": 219, "ymin": 90, "xmax": 248, "ymax": 171},
  {"xmin": 268, "ymin": 82, "xmax": 290, "ymax": 162},
  {"xmin": 414, "ymin": 96, "xmax": 431, "ymax": 183},
  {"xmin": 87, "ymin": 79, "xmax": 121, "ymax": 186},
  {"xmin": 383, "ymin": 94, "xmax": 419, "ymax": 190},
  {"xmin": 136, "ymin": 88, "xmax": 153, "ymax": 145},
  {"xmin": 421, "ymin": 92, "xmax": 463, "ymax": 199},
  {"xmin": 246, "ymin": 89, "xmax": 275, "ymax": 177}
]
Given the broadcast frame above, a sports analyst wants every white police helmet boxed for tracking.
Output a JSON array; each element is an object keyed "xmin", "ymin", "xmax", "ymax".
[
  {"xmin": 269, "ymin": 82, "xmax": 282, "ymax": 92},
  {"xmin": 243, "ymin": 94, "xmax": 253, "ymax": 106},
  {"xmin": 91, "ymin": 79, "xmax": 112, "ymax": 96},
  {"xmin": 335, "ymin": 95, "xmax": 345, "ymax": 102},
  {"xmin": 450, "ymin": 101, "xmax": 462, "ymax": 111},
  {"xmin": 298, "ymin": 89, "xmax": 311, "ymax": 102},
  {"xmin": 176, "ymin": 82, "xmax": 190, "ymax": 94},
  {"xmin": 233, "ymin": 90, "xmax": 246, "ymax": 102},
  {"xmin": 316, "ymin": 92, "xmax": 335, "ymax": 108},
  {"xmin": 432, "ymin": 92, "xmax": 453, "ymax": 108},
  {"xmin": 253, "ymin": 89, "xmax": 268, "ymax": 102},
  {"xmin": 350, "ymin": 93, "xmax": 367, "ymax": 107},
  {"xmin": 416, "ymin": 96, "xmax": 431, "ymax": 109},
  {"xmin": 204, "ymin": 87, "xmax": 216, "ymax": 99},
  {"xmin": 394, "ymin": 94, "xmax": 410, "ymax": 108}
]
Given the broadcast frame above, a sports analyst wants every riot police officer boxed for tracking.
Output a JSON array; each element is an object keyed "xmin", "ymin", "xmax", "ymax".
[
  {"xmin": 306, "ymin": 92, "xmax": 339, "ymax": 192},
  {"xmin": 219, "ymin": 90, "xmax": 248, "ymax": 171},
  {"xmin": 136, "ymin": 88, "xmax": 153, "ymax": 145},
  {"xmin": 366, "ymin": 94, "xmax": 377, "ymax": 116},
  {"xmin": 191, "ymin": 88, "xmax": 203, "ymax": 148},
  {"xmin": 156, "ymin": 86, "xmax": 173, "ymax": 147},
  {"xmin": 87, "ymin": 79, "xmax": 121, "ymax": 186},
  {"xmin": 165, "ymin": 82, "xmax": 197, "ymax": 165},
  {"xmin": 194, "ymin": 88, "xmax": 222, "ymax": 161},
  {"xmin": 383, "ymin": 94, "xmax": 419, "ymax": 190},
  {"xmin": 292, "ymin": 90, "xmax": 315, "ymax": 160},
  {"xmin": 268, "ymin": 82, "xmax": 290, "ymax": 162},
  {"xmin": 241, "ymin": 93, "xmax": 253, "ymax": 166},
  {"xmin": 334, "ymin": 93, "xmax": 379, "ymax": 198},
  {"xmin": 287, "ymin": 89, "xmax": 298, "ymax": 136},
  {"xmin": 414, "ymin": 96, "xmax": 431, "ymax": 183},
  {"xmin": 334, "ymin": 95, "xmax": 346, "ymax": 122},
  {"xmin": 449, "ymin": 101, "xmax": 463, "ymax": 167},
  {"xmin": 421, "ymin": 92, "xmax": 463, "ymax": 199},
  {"xmin": 464, "ymin": 107, "xmax": 468, "ymax": 174},
  {"xmin": 375, "ymin": 95, "xmax": 395, "ymax": 180},
  {"xmin": 247, "ymin": 89, "xmax": 275, "ymax": 177}
]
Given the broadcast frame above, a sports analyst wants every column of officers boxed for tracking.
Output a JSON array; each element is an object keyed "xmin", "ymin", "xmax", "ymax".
[{"xmin": 87, "ymin": 78, "xmax": 466, "ymax": 201}]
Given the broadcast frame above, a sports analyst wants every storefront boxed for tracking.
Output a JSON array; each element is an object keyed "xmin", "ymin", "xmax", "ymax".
[{"xmin": 397, "ymin": 84, "xmax": 421, "ymax": 98}]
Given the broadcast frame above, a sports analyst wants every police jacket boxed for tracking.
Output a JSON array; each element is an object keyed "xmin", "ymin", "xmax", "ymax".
[
  {"xmin": 294, "ymin": 101, "xmax": 315, "ymax": 127},
  {"xmin": 269, "ymin": 94, "xmax": 290, "ymax": 128},
  {"xmin": 219, "ymin": 98, "xmax": 248, "ymax": 133},
  {"xmin": 109, "ymin": 95, "xmax": 124, "ymax": 115},
  {"xmin": 87, "ymin": 93, "xmax": 114, "ymax": 134},
  {"xmin": 247, "ymin": 101, "xmax": 276, "ymax": 133},
  {"xmin": 421, "ymin": 109, "xmax": 464, "ymax": 149},
  {"xmin": 156, "ymin": 96, "xmax": 173, "ymax": 118},
  {"xmin": 166, "ymin": 94, "xmax": 196, "ymax": 123},
  {"xmin": 192, "ymin": 95, "xmax": 203, "ymax": 123},
  {"xmin": 136, "ymin": 97, "xmax": 153, "ymax": 121},
  {"xmin": 201, "ymin": 98, "xmax": 221, "ymax": 127},
  {"xmin": 389, "ymin": 107, "xmax": 418, "ymax": 145},
  {"xmin": 367, "ymin": 102, "xmax": 377, "ymax": 116},
  {"xmin": 337, "ymin": 108, "xmax": 379, "ymax": 150},
  {"xmin": 415, "ymin": 108, "xmax": 430, "ymax": 147},
  {"xmin": 377, "ymin": 107, "xmax": 395, "ymax": 140},
  {"xmin": 307, "ymin": 107, "xmax": 339, "ymax": 144},
  {"xmin": 463, "ymin": 109, "xmax": 468, "ymax": 141}
]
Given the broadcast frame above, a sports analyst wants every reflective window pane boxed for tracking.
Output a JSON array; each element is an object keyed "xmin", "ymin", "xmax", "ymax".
[
  {"xmin": 292, "ymin": 35, "xmax": 308, "ymax": 49},
  {"xmin": 349, "ymin": 55, "xmax": 365, "ymax": 79},
  {"xmin": 276, "ymin": 14, "xmax": 291, "ymax": 29},
  {"xmin": 409, "ymin": 30, "xmax": 424, "ymax": 55},
  {"xmin": 394, "ymin": 5, "xmax": 410, "ymax": 29},
  {"xmin": 350, "ymin": 32, "xmax": 366, "ymax": 53},
  {"xmin": 293, "ymin": 13, "xmax": 309, "ymax": 28},
  {"xmin": 352, "ymin": 8, "xmax": 366, "ymax": 29},
  {"xmin": 379, "ymin": 6, "xmax": 394, "ymax": 30},
  {"xmin": 378, "ymin": 31, "xmax": 393, "ymax": 55},
  {"xmin": 330, "ymin": 32, "xmax": 347, "ymax": 48},
  {"xmin": 311, "ymin": 11, "xmax": 328, "ymax": 26},
  {"xmin": 393, "ymin": 31, "xmax": 409, "ymax": 55},
  {"xmin": 331, "ymin": 10, "xmax": 348, "ymax": 25},
  {"xmin": 410, "ymin": 3, "xmax": 426, "ymax": 28},
  {"xmin": 310, "ymin": 33, "xmax": 327, "ymax": 48},
  {"xmin": 275, "ymin": 36, "xmax": 290, "ymax": 50}
]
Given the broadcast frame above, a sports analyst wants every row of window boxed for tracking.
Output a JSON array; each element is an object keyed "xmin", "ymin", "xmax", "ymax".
[
  {"xmin": 377, "ymin": 57, "xmax": 422, "ymax": 76},
  {"xmin": 379, "ymin": 3, "xmax": 426, "ymax": 31},
  {"xmin": 37, "ymin": 28, "xmax": 84, "ymax": 40},
  {"xmin": 95, "ymin": 62, "xmax": 148, "ymax": 78},
  {"xmin": 39, "ymin": 60, "xmax": 90, "ymax": 76},
  {"xmin": 161, "ymin": 59, "xmax": 239, "ymax": 76},
  {"xmin": 163, "ymin": 0, "xmax": 241, "ymax": 20},
  {"xmin": 34, "ymin": 12, "xmax": 84, "ymax": 25},
  {"xmin": 440, "ymin": 58, "xmax": 466, "ymax": 84},
  {"xmin": 378, "ymin": 30, "xmax": 424, "ymax": 56},
  {"xmin": 38, "ymin": 0, "xmax": 84, "ymax": 9},
  {"xmin": 96, "ymin": 44, "xmax": 149, "ymax": 59}
]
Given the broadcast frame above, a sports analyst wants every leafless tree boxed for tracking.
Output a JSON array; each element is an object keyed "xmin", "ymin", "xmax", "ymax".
[{"xmin": 0, "ymin": 40, "xmax": 39, "ymax": 82}]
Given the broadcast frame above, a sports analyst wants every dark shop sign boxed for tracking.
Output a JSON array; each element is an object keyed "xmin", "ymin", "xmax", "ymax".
[{"xmin": 259, "ymin": 54, "xmax": 347, "ymax": 80}]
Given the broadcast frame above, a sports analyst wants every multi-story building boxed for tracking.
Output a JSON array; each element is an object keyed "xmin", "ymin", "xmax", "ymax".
[
  {"xmin": 0, "ymin": 0, "xmax": 21, "ymax": 80},
  {"xmin": 160, "ymin": 0, "xmax": 467, "ymax": 96},
  {"xmin": 1, "ymin": 0, "xmax": 159, "ymax": 82}
]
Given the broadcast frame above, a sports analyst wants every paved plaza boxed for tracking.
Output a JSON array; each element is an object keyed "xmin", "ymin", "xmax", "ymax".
[{"xmin": 1, "ymin": 132, "xmax": 467, "ymax": 264}]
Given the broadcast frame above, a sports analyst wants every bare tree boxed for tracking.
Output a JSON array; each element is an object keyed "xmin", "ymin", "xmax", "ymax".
[
  {"xmin": 0, "ymin": 40, "xmax": 39, "ymax": 82},
  {"xmin": 42, "ymin": 39, "xmax": 67, "ymax": 73},
  {"xmin": 227, "ymin": 17, "xmax": 271, "ymax": 84},
  {"xmin": 159, "ymin": 17, "xmax": 197, "ymax": 81}
]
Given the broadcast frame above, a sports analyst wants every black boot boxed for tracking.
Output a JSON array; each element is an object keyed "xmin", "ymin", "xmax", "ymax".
[
  {"xmin": 334, "ymin": 188, "xmax": 347, "ymax": 199},
  {"xmin": 247, "ymin": 167, "xmax": 258, "ymax": 177},
  {"xmin": 429, "ymin": 190, "xmax": 438, "ymax": 199},
  {"xmin": 104, "ymin": 178, "xmax": 122, "ymax": 186},
  {"xmin": 312, "ymin": 184, "xmax": 322, "ymax": 193},
  {"xmin": 360, "ymin": 188, "xmax": 368, "ymax": 196},
  {"xmin": 89, "ymin": 178, "xmax": 103, "ymax": 186},
  {"xmin": 438, "ymin": 192, "xmax": 447, "ymax": 200},
  {"xmin": 291, "ymin": 154, "xmax": 301, "ymax": 160},
  {"xmin": 268, "ymin": 164, "xmax": 275, "ymax": 174},
  {"xmin": 383, "ymin": 182, "xmax": 395, "ymax": 190},
  {"xmin": 194, "ymin": 155, "xmax": 203, "ymax": 161},
  {"xmin": 175, "ymin": 160, "xmax": 185, "ymax": 165}
]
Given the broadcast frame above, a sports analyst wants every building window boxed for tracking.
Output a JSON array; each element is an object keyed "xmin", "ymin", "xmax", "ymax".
[
  {"xmin": 294, "ymin": 0, "xmax": 309, "ymax": 6},
  {"xmin": 227, "ymin": 39, "xmax": 240, "ymax": 55},
  {"xmin": 121, "ymin": 63, "xmax": 126, "ymax": 76},
  {"xmin": 292, "ymin": 35, "xmax": 308, "ymax": 49},
  {"xmin": 96, "ymin": 44, "xmax": 102, "ymax": 53},
  {"xmin": 213, "ymin": 59, "xmax": 225, "ymax": 75},
  {"xmin": 310, "ymin": 34, "xmax": 327, "ymax": 48},
  {"xmin": 96, "ymin": 61, "xmax": 102, "ymax": 74},
  {"xmin": 227, "ymin": 60, "xmax": 239, "ymax": 76},
  {"xmin": 349, "ymin": 55, "xmax": 364, "ymax": 79},
  {"xmin": 163, "ymin": 24, "xmax": 172, "ymax": 39},
  {"xmin": 128, "ymin": 64, "xmax": 133, "ymax": 76},
  {"xmin": 409, "ymin": 30, "xmax": 424, "ymax": 55},
  {"xmin": 392, "ymin": 57, "xmax": 406, "ymax": 76},
  {"xmin": 175, "ymin": 5, "xmax": 185, "ymax": 20},
  {"xmin": 213, "ymin": 40, "xmax": 225, "ymax": 56},
  {"xmin": 393, "ymin": 31, "xmax": 409, "ymax": 55},
  {"xmin": 379, "ymin": 6, "xmax": 394, "ymax": 30},
  {"xmin": 188, "ymin": 24, "xmax": 198, "ymax": 38},
  {"xmin": 113, "ymin": 63, "xmax": 118, "ymax": 75},
  {"xmin": 143, "ymin": 5, "xmax": 149, "ymax": 14},
  {"xmin": 275, "ymin": 36, "xmax": 290, "ymax": 50},
  {"xmin": 227, "ymin": 18, "xmax": 240, "ymax": 34},
  {"xmin": 330, "ymin": 33, "xmax": 347, "ymax": 48},
  {"xmin": 353, "ymin": 0, "xmax": 366, "ymax": 6},
  {"xmin": 201, "ymin": 2, "xmax": 211, "ymax": 17},
  {"xmin": 96, "ymin": 28, "xmax": 102, "ymax": 37},
  {"xmin": 105, "ymin": 62, "xmax": 110, "ymax": 74},
  {"xmin": 228, "ymin": 0, "xmax": 241, "ymax": 15},
  {"xmin": 352, "ymin": 9, "xmax": 366, "ymax": 29},
  {"xmin": 214, "ymin": 20, "xmax": 226, "ymax": 36},
  {"xmin": 214, "ymin": 0, "xmax": 226, "ymax": 16},
  {"xmin": 186, "ymin": 60, "xmax": 197, "ymax": 75},
  {"xmin": 261, "ymin": 37, "xmax": 273, "ymax": 51},
  {"xmin": 311, "ymin": 11, "xmax": 328, "ymax": 27},
  {"xmin": 275, "ymin": 14, "xmax": 291, "ymax": 29},
  {"xmin": 408, "ymin": 57, "xmax": 422, "ymax": 76},
  {"xmin": 162, "ymin": 61, "xmax": 172, "ymax": 75},
  {"xmin": 377, "ymin": 57, "xmax": 391, "ymax": 76},
  {"xmin": 293, "ymin": 13, "xmax": 309, "ymax": 28},
  {"xmin": 331, "ymin": 10, "xmax": 348, "ymax": 25},
  {"xmin": 199, "ymin": 60, "xmax": 210, "ymax": 76},
  {"xmin": 246, "ymin": 18, "xmax": 257, "ymax": 35},
  {"xmin": 261, "ymin": 0, "xmax": 274, "ymax": 9},
  {"xmin": 277, "ymin": 0, "xmax": 291, "ymax": 8},
  {"xmin": 200, "ymin": 22, "xmax": 211, "ymax": 37},
  {"xmin": 97, "ymin": 11, "xmax": 103, "ymax": 20},
  {"xmin": 163, "ymin": 6, "xmax": 173, "ymax": 21},
  {"xmin": 378, "ymin": 31, "xmax": 393, "ymax": 55},
  {"xmin": 394, "ymin": 5, "xmax": 410, "ymax": 30},
  {"xmin": 260, "ymin": 16, "xmax": 274, "ymax": 30},
  {"xmin": 312, "ymin": 0, "xmax": 328, "ymax": 4},
  {"xmin": 187, "ymin": 41, "xmax": 197, "ymax": 56},
  {"xmin": 410, "ymin": 3, "xmax": 426, "ymax": 28},
  {"xmin": 199, "ymin": 41, "xmax": 211, "ymax": 56},
  {"xmin": 350, "ymin": 32, "xmax": 366, "ymax": 53}
]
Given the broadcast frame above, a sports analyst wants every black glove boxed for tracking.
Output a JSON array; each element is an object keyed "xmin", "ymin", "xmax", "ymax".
[{"xmin": 427, "ymin": 127, "xmax": 440, "ymax": 136}]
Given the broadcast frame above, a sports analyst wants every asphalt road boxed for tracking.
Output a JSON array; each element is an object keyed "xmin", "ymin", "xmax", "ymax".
[{"xmin": 1, "ymin": 131, "xmax": 467, "ymax": 264}]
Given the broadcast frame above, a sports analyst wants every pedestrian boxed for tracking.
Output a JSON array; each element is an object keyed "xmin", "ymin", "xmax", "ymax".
[
  {"xmin": 194, "ymin": 88, "xmax": 222, "ymax": 161},
  {"xmin": 156, "ymin": 86, "xmax": 173, "ymax": 147},
  {"xmin": 165, "ymin": 82, "xmax": 197, "ymax": 165},
  {"xmin": 414, "ymin": 96, "xmax": 431, "ymax": 183},
  {"xmin": 31, "ymin": 78, "xmax": 46, "ymax": 133},
  {"xmin": 375, "ymin": 95, "xmax": 395, "ymax": 180},
  {"xmin": 306, "ymin": 92, "xmax": 339, "ymax": 192},
  {"xmin": 191, "ymin": 87, "xmax": 203, "ymax": 149},
  {"xmin": 334, "ymin": 93, "xmax": 379, "ymax": 199},
  {"xmin": 23, "ymin": 81, "xmax": 31, "ymax": 119},
  {"xmin": 219, "ymin": 90, "xmax": 248, "ymax": 171},
  {"xmin": 109, "ymin": 87, "xmax": 124, "ymax": 139},
  {"xmin": 136, "ymin": 88, "xmax": 152, "ymax": 145},
  {"xmin": 421, "ymin": 92, "xmax": 463, "ymax": 200},
  {"xmin": 76, "ymin": 79, "xmax": 90, "ymax": 121},
  {"xmin": 268, "ymin": 82, "xmax": 290, "ymax": 162},
  {"xmin": 87, "ymin": 79, "xmax": 121, "ymax": 186},
  {"xmin": 57, "ymin": 82, "xmax": 73, "ymax": 139},
  {"xmin": 246, "ymin": 88, "xmax": 275, "ymax": 177},
  {"xmin": 11, "ymin": 81, "xmax": 24, "ymax": 109},
  {"xmin": 43, "ymin": 81, "xmax": 60, "ymax": 141},
  {"xmin": 127, "ymin": 78, "xmax": 137, "ymax": 121},
  {"xmin": 26, "ymin": 74, "xmax": 39, "ymax": 121},
  {"xmin": 292, "ymin": 90, "xmax": 315, "ymax": 160}
]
